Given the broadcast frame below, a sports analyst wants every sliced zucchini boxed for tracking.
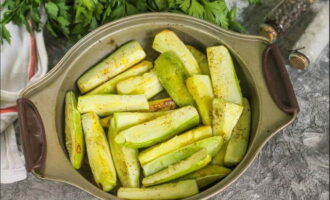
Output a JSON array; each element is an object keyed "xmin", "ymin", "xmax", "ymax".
[
  {"xmin": 113, "ymin": 111, "xmax": 170, "ymax": 131},
  {"xmin": 77, "ymin": 94, "xmax": 149, "ymax": 116},
  {"xmin": 224, "ymin": 98, "xmax": 251, "ymax": 167},
  {"xmin": 207, "ymin": 45, "xmax": 243, "ymax": 105},
  {"xmin": 139, "ymin": 126, "xmax": 212, "ymax": 166},
  {"xmin": 142, "ymin": 149, "xmax": 211, "ymax": 186},
  {"xmin": 155, "ymin": 51, "xmax": 195, "ymax": 107},
  {"xmin": 81, "ymin": 112, "xmax": 116, "ymax": 191},
  {"xmin": 186, "ymin": 45, "xmax": 210, "ymax": 75},
  {"xmin": 65, "ymin": 91, "xmax": 84, "ymax": 169},
  {"xmin": 178, "ymin": 165, "xmax": 231, "ymax": 188},
  {"xmin": 117, "ymin": 180, "xmax": 199, "ymax": 200},
  {"xmin": 212, "ymin": 98, "xmax": 243, "ymax": 141},
  {"xmin": 186, "ymin": 75, "xmax": 214, "ymax": 125},
  {"xmin": 116, "ymin": 69, "xmax": 163, "ymax": 99},
  {"xmin": 115, "ymin": 106, "xmax": 200, "ymax": 148},
  {"xmin": 77, "ymin": 41, "xmax": 146, "ymax": 93},
  {"xmin": 87, "ymin": 61, "xmax": 153, "ymax": 95},
  {"xmin": 211, "ymin": 141, "xmax": 228, "ymax": 166},
  {"xmin": 108, "ymin": 118, "xmax": 140, "ymax": 187},
  {"xmin": 100, "ymin": 115, "xmax": 112, "ymax": 128},
  {"xmin": 148, "ymin": 98, "xmax": 177, "ymax": 112},
  {"xmin": 153, "ymin": 30, "xmax": 201, "ymax": 75},
  {"xmin": 142, "ymin": 136, "xmax": 223, "ymax": 176}
]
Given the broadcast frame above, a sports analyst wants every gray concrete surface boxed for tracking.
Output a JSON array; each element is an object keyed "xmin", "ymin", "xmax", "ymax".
[{"xmin": 1, "ymin": 0, "xmax": 329, "ymax": 199}]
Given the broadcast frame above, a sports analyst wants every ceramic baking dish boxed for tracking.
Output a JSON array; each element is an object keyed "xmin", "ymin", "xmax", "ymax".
[{"xmin": 17, "ymin": 13, "xmax": 299, "ymax": 200}]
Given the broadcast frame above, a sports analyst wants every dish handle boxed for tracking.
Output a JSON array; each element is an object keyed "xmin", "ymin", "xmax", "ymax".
[
  {"xmin": 17, "ymin": 98, "xmax": 47, "ymax": 172},
  {"xmin": 262, "ymin": 44, "xmax": 300, "ymax": 114}
]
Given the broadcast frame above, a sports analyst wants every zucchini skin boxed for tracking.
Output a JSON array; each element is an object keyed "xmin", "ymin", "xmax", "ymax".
[
  {"xmin": 117, "ymin": 180, "xmax": 199, "ymax": 200},
  {"xmin": 77, "ymin": 94, "xmax": 149, "ymax": 116},
  {"xmin": 153, "ymin": 29, "xmax": 201, "ymax": 75},
  {"xmin": 108, "ymin": 118, "xmax": 140, "ymax": 187},
  {"xmin": 155, "ymin": 51, "xmax": 195, "ymax": 107},
  {"xmin": 88, "ymin": 61, "xmax": 153, "ymax": 95},
  {"xmin": 65, "ymin": 91, "xmax": 84, "ymax": 169},
  {"xmin": 81, "ymin": 112, "xmax": 116, "ymax": 191},
  {"xmin": 115, "ymin": 106, "xmax": 200, "ymax": 148},
  {"xmin": 77, "ymin": 41, "xmax": 146, "ymax": 93},
  {"xmin": 207, "ymin": 45, "xmax": 243, "ymax": 105}
]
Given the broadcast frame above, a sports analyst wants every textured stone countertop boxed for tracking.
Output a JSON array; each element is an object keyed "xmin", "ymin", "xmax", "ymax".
[{"xmin": 1, "ymin": 0, "xmax": 329, "ymax": 199}]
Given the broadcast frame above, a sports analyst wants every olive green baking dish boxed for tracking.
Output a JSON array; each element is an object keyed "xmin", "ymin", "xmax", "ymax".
[{"xmin": 17, "ymin": 13, "xmax": 299, "ymax": 200}]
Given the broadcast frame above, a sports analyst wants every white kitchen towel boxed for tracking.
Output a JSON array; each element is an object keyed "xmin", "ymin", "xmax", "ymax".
[{"xmin": 0, "ymin": 22, "xmax": 48, "ymax": 183}]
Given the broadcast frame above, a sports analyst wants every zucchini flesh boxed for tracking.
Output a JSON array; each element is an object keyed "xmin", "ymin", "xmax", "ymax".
[
  {"xmin": 142, "ymin": 149, "xmax": 211, "ymax": 186},
  {"xmin": 142, "ymin": 136, "xmax": 223, "ymax": 176},
  {"xmin": 108, "ymin": 118, "xmax": 140, "ymax": 187},
  {"xmin": 113, "ymin": 111, "xmax": 170, "ymax": 131},
  {"xmin": 87, "ymin": 61, "xmax": 153, "ymax": 95},
  {"xmin": 116, "ymin": 70, "xmax": 163, "ymax": 99},
  {"xmin": 148, "ymin": 98, "xmax": 177, "ymax": 112},
  {"xmin": 186, "ymin": 75, "xmax": 214, "ymax": 125},
  {"xmin": 65, "ymin": 91, "xmax": 84, "ymax": 169},
  {"xmin": 81, "ymin": 112, "xmax": 116, "ymax": 191},
  {"xmin": 211, "ymin": 141, "xmax": 228, "ymax": 166},
  {"xmin": 207, "ymin": 45, "xmax": 243, "ymax": 105},
  {"xmin": 186, "ymin": 45, "xmax": 210, "ymax": 75},
  {"xmin": 212, "ymin": 98, "xmax": 243, "ymax": 141},
  {"xmin": 155, "ymin": 51, "xmax": 195, "ymax": 107},
  {"xmin": 77, "ymin": 41, "xmax": 146, "ymax": 93},
  {"xmin": 153, "ymin": 30, "xmax": 201, "ymax": 75},
  {"xmin": 117, "ymin": 180, "xmax": 199, "ymax": 200},
  {"xmin": 178, "ymin": 165, "xmax": 231, "ymax": 188},
  {"xmin": 115, "ymin": 106, "xmax": 200, "ymax": 148},
  {"xmin": 77, "ymin": 94, "xmax": 149, "ymax": 116},
  {"xmin": 224, "ymin": 98, "xmax": 251, "ymax": 167},
  {"xmin": 139, "ymin": 126, "xmax": 212, "ymax": 166},
  {"xmin": 100, "ymin": 115, "xmax": 112, "ymax": 128}
]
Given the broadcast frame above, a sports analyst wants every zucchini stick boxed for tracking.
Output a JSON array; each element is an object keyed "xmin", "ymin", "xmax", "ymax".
[
  {"xmin": 116, "ymin": 70, "xmax": 163, "ymax": 99},
  {"xmin": 153, "ymin": 30, "xmax": 201, "ymax": 75},
  {"xmin": 100, "ymin": 115, "xmax": 112, "ymax": 128},
  {"xmin": 117, "ymin": 180, "xmax": 199, "ymax": 200},
  {"xmin": 115, "ymin": 106, "xmax": 200, "ymax": 148},
  {"xmin": 77, "ymin": 94, "xmax": 149, "ymax": 116},
  {"xmin": 148, "ymin": 98, "xmax": 177, "ymax": 112},
  {"xmin": 142, "ymin": 149, "xmax": 211, "ymax": 186},
  {"xmin": 88, "ymin": 61, "xmax": 153, "ymax": 95},
  {"xmin": 139, "ymin": 126, "xmax": 212, "ymax": 166},
  {"xmin": 77, "ymin": 41, "xmax": 146, "ymax": 93},
  {"xmin": 207, "ymin": 45, "xmax": 243, "ymax": 105},
  {"xmin": 186, "ymin": 45, "xmax": 210, "ymax": 75},
  {"xmin": 186, "ymin": 75, "xmax": 214, "ymax": 125},
  {"xmin": 81, "ymin": 112, "xmax": 116, "ymax": 191},
  {"xmin": 142, "ymin": 136, "xmax": 223, "ymax": 176},
  {"xmin": 108, "ymin": 118, "xmax": 140, "ymax": 187}
]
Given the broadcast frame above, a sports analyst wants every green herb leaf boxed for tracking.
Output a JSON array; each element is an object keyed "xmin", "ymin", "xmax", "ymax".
[{"xmin": 46, "ymin": 2, "xmax": 59, "ymax": 19}]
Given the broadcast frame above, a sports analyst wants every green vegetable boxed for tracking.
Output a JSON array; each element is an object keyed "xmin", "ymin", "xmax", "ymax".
[
  {"xmin": 207, "ymin": 45, "xmax": 243, "ymax": 105},
  {"xmin": 211, "ymin": 141, "xmax": 228, "ymax": 166},
  {"xmin": 88, "ymin": 61, "xmax": 153, "ymax": 95},
  {"xmin": 178, "ymin": 165, "xmax": 231, "ymax": 188},
  {"xmin": 117, "ymin": 180, "xmax": 199, "ymax": 200},
  {"xmin": 100, "ymin": 115, "xmax": 112, "ymax": 128},
  {"xmin": 115, "ymin": 106, "xmax": 200, "ymax": 148},
  {"xmin": 113, "ymin": 111, "xmax": 170, "ymax": 131},
  {"xmin": 77, "ymin": 94, "xmax": 149, "ymax": 116},
  {"xmin": 142, "ymin": 149, "xmax": 211, "ymax": 186},
  {"xmin": 186, "ymin": 45, "xmax": 210, "ymax": 75},
  {"xmin": 139, "ymin": 126, "xmax": 212, "ymax": 166},
  {"xmin": 116, "ymin": 69, "xmax": 163, "ymax": 99},
  {"xmin": 81, "ymin": 112, "xmax": 116, "ymax": 191},
  {"xmin": 142, "ymin": 136, "xmax": 223, "ymax": 176},
  {"xmin": 153, "ymin": 29, "xmax": 201, "ymax": 75},
  {"xmin": 186, "ymin": 75, "xmax": 214, "ymax": 125},
  {"xmin": 77, "ymin": 41, "xmax": 146, "ymax": 93},
  {"xmin": 1, "ymin": 0, "xmax": 245, "ymax": 44},
  {"xmin": 148, "ymin": 98, "xmax": 177, "ymax": 112},
  {"xmin": 108, "ymin": 118, "xmax": 140, "ymax": 188},
  {"xmin": 65, "ymin": 91, "xmax": 84, "ymax": 169},
  {"xmin": 212, "ymin": 98, "xmax": 243, "ymax": 141},
  {"xmin": 155, "ymin": 51, "xmax": 195, "ymax": 107},
  {"xmin": 224, "ymin": 98, "xmax": 251, "ymax": 167}
]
